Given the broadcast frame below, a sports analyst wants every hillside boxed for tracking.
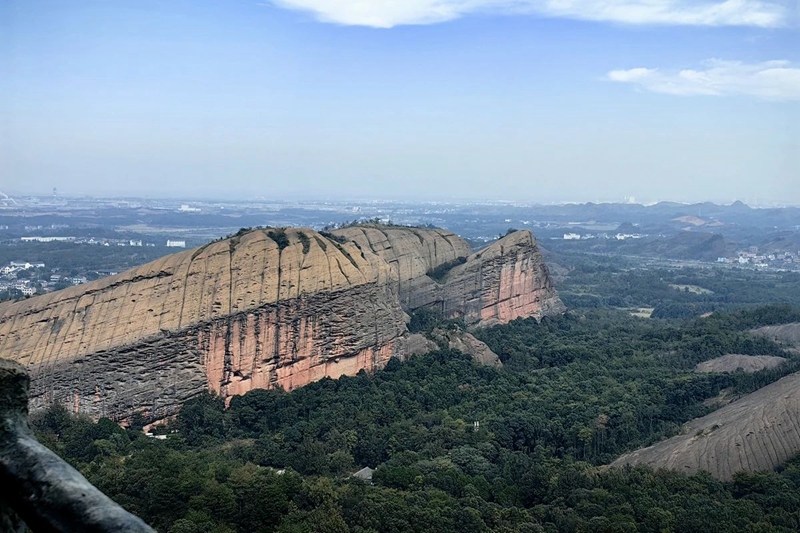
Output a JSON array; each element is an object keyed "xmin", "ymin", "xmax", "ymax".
[
  {"xmin": 694, "ymin": 354, "xmax": 787, "ymax": 374},
  {"xmin": 612, "ymin": 371, "xmax": 800, "ymax": 480}
]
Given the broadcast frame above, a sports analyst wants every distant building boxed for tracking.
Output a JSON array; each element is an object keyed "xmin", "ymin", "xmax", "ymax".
[
  {"xmin": 21, "ymin": 236, "xmax": 74, "ymax": 243},
  {"xmin": 129, "ymin": 240, "xmax": 143, "ymax": 247},
  {"xmin": 20, "ymin": 287, "xmax": 36, "ymax": 296},
  {"xmin": 8, "ymin": 261, "xmax": 45, "ymax": 269},
  {"xmin": 352, "ymin": 467, "xmax": 374, "ymax": 482},
  {"xmin": 166, "ymin": 240, "xmax": 186, "ymax": 248},
  {"xmin": 563, "ymin": 233, "xmax": 581, "ymax": 240}
]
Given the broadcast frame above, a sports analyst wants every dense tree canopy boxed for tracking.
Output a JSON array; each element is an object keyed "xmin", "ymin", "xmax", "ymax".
[{"xmin": 33, "ymin": 304, "xmax": 800, "ymax": 532}]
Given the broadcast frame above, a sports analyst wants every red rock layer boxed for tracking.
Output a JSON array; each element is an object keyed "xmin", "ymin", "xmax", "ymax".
[{"xmin": 0, "ymin": 226, "xmax": 563, "ymax": 422}]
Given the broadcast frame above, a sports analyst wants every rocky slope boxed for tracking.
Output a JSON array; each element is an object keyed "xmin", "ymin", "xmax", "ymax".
[
  {"xmin": 429, "ymin": 328, "xmax": 502, "ymax": 368},
  {"xmin": 694, "ymin": 354, "xmax": 787, "ymax": 374},
  {"xmin": 751, "ymin": 323, "xmax": 800, "ymax": 346},
  {"xmin": 332, "ymin": 226, "xmax": 470, "ymax": 311},
  {"xmin": 440, "ymin": 231, "xmax": 566, "ymax": 326},
  {"xmin": 334, "ymin": 226, "xmax": 564, "ymax": 327},
  {"xmin": 612, "ymin": 372, "xmax": 800, "ymax": 480},
  {"xmin": 0, "ymin": 226, "xmax": 562, "ymax": 422}
]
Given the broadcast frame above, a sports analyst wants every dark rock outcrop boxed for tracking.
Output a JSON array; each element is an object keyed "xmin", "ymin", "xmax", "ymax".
[{"xmin": 0, "ymin": 359, "xmax": 154, "ymax": 532}]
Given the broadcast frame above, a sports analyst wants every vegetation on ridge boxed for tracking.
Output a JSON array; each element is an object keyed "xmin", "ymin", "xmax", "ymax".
[{"xmin": 33, "ymin": 304, "xmax": 800, "ymax": 532}]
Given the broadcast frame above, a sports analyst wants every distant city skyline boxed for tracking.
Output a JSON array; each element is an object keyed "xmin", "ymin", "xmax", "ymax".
[
  {"xmin": 3, "ymin": 189, "xmax": 798, "ymax": 209},
  {"xmin": 2, "ymin": 1, "xmax": 798, "ymax": 204}
]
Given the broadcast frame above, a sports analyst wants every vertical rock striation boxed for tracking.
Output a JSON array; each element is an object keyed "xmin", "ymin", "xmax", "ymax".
[
  {"xmin": 440, "ymin": 230, "xmax": 566, "ymax": 326},
  {"xmin": 0, "ymin": 226, "xmax": 562, "ymax": 423},
  {"xmin": 333, "ymin": 226, "xmax": 564, "ymax": 327}
]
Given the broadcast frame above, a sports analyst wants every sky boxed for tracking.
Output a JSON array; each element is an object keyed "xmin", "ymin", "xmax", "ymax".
[{"xmin": 1, "ymin": 0, "xmax": 799, "ymax": 204}]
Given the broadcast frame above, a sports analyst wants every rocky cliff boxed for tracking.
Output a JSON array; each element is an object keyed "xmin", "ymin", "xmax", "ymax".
[
  {"xmin": 439, "ymin": 230, "xmax": 566, "ymax": 326},
  {"xmin": 0, "ymin": 226, "xmax": 562, "ymax": 423},
  {"xmin": 334, "ymin": 226, "xmax": 564, "ymax": 326}
]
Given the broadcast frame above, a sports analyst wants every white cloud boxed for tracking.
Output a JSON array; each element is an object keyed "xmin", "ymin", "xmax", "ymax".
[
  {"xmin": 269, "ymin": 0, "xmax": 789, "ymax": 28},
  {"xmin": 607, "ymin": 60, "xmax": 800, "ymax": 100}
]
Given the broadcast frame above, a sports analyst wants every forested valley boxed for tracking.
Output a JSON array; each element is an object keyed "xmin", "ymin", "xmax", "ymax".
[{"xmin": 34, "ymin": 294, "xmax": 800, "ymax": 532}]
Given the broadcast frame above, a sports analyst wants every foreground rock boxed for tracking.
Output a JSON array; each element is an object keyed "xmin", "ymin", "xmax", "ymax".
[
  {"xmin": 611, "ymin": 372, "xmax": 800, "ymax": 480},
  {"xmin": 694, "ymin": 354, "xmax": 787, "ymax": 374},
  {"xmin": 0, "ymin": 359, "xmax": 154, "ymax": 532},
  {"xmin": 0, "ymin": 226, "xmax": 562, "ymax": 423}
]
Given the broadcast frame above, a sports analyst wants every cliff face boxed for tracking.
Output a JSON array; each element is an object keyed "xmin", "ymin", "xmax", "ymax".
[
  {"xmin": 439, "ymin": 231, "xmax": 566, "ymax": 326},
  {"xmin": 333, "ymin": 226, "xmax": 564, "ymax": 327},
  {"xmin": 0, "ymin": 226, "xmax": 562, "ymax": 422},
  {"xmin": 331, "ymin": 226, "xmax": 470, "ymax": 310}
]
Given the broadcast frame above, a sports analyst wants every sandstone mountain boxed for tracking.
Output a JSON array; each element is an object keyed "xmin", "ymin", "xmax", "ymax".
[
  {"xmin": 0, "ymin": 226, "xmax": 563, "ymax": 423},
  {"xmin": 613, "ymin": 326, "xmax": 800, "ymax": 480},
  {"xmin": 331, "ymin": 226, "xmax": 563, "ymax": 326},
  {"xmin": 611, "ymin": 371, "xmax": 800, "ymax": 480}
]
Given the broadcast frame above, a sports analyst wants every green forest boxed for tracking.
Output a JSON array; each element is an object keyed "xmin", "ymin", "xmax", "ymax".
[
  {"xmin": 552, "ymin": 254, "xmax": 800, "ymax": 318},
  {"xmin": 33, "ymin": 302, "xmax": 800, "ymax": 533}
]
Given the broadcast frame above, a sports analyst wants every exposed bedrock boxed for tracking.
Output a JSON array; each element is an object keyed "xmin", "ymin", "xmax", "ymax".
[
  {"xmin": 694, "ymin": 354, "xmax": 787, "ymax": 374},
  {"xmin": 611, "ymin": 372, "xmax": 800, "ymax": 480},
  {"xmin": 439, "ymin": 230, "xmax": 566, "ymax": 326},
  {"xmin": 334, "ymin": 226, "xmax": 565, "ymax": 326},
  {"xmin": 0, "ymin": 226, "xmax": 563, "ymax": 422}
]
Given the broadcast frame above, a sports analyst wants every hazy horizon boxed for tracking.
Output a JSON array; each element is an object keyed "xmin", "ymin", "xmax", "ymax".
[
  {"xmin": 4, "ymin": 189, "xmax": 799, "ymax": 209},
  {"xmin": 2, "ymin": 1, "xmax": 798, "ymax": 204}
]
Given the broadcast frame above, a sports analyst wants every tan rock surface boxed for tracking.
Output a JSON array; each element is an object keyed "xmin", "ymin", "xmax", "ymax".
[
  {"xmin": 334, "ymin": 227, "xmax": 565, "ymax": 328},
  {"xmin": 430, "ymin": 328, "xmax": 502, "ymax": 367},
  {"xmin": 0, "ymin": 226, "xmax": 563, "ymax": 423},
  {"xmin": 332, "ymin": 225, "xmax": 470, "ymax": 310},
  {"xmin": 751, "ymin": 323, "xmax": 800, "ymax": 346},
  {"xmin": 611, "ymin": 372, "xmax": 800, "ymax": 480},
  {"xmin": 0, "ymin": 229, "xmax": 407, "ymax": 421},
  {"xmin": 442, "ymin": 230, "xmax": 566, "ymax": 326},
  {"xmin": 694, "ymin": 354, "xmax": 787, "ymax": 374}
]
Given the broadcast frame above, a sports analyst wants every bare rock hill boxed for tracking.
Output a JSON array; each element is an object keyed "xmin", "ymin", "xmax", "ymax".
[
  {"xmin": 612, "ymin": 372, "xmax": 800, "ymax": 480},
  {"xmin": 751, "ymin": 323, "xmax": 800, "ymax": 347},
  {"xmin": 0, "ymin": 227, "xmax": 562, "ymax": 423},
  {"xmin": 695, "ymin": 354, "xmax": 787, "ymax": 374}
]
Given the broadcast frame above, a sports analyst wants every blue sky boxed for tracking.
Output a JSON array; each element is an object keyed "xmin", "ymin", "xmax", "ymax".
[{"xmin": 1, "ymin": 0, "xmax": 798, "ymax": 204}]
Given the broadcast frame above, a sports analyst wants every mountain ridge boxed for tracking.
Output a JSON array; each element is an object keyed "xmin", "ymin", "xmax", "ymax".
[{"xmin": 0, "ymin": 226, "xmax": 563, "ymax": 423}]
